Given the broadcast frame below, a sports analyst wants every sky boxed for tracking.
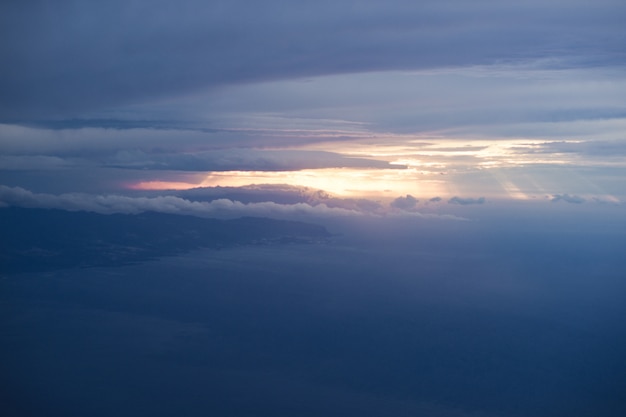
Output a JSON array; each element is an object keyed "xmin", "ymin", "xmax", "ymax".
[{"xmin": 1, "ymin": 0, "xmax": 626, "ymax": 212}]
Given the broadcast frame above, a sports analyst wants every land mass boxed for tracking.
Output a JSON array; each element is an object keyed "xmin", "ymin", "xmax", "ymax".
[{"xmin": 0, "ymin": 207, "xmax": 331, "ymax": 274}]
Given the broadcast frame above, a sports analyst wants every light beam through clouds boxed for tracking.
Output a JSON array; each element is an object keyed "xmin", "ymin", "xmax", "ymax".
[{"xmin": 122, "ymin": 136, "xmax": 625, "ymax": 203}]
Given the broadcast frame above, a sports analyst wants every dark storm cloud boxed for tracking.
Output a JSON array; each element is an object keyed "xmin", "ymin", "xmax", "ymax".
[
  {"xmin": 448, "ymin": 196, "xmax": 486, "ymax": 205},
  {"xmin": 2, "ymin": 0, "xmax": 625, "ymax": 120}
]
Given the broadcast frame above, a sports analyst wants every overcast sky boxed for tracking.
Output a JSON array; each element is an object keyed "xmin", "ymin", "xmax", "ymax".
[
  {"xmin": 3, "ymin": 4, "xmax": 626, "ymax": 415},
  {"xmin": 1, "ymin": 0, "xmax": 625, "ymax": 212}
]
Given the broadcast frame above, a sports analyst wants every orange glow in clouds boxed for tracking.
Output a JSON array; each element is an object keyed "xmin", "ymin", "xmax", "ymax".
[
  {"xmin": 129, "ymin": 168, "xmax": 447, "ymax": 198},
  {"xmin": 125, "ymin": 138, "xmax": 594, "ymax": 200},
  {"xmin": 127, "ymin": 180, "xmax": 203, "ymax": 191}
]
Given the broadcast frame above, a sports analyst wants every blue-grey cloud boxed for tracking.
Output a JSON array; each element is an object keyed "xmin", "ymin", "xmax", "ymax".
[
  {"xmin": 513, "ymin": 140, "xmax": 626, "ymax": 157},
  {"xmin": 0, "ymin": 155, "xmax": 74, "ymax": 170},
  {"xmin": 175, "ymin": 184, "xmax": 330, "ymax": 205},
  {"xmin": 176, "ymin": 185, "xmax": 386, "ymax": 214},
  {"xmin": 108, "ymin": 149, "xmax": 404, "ymax": 171},
  {"xmin": 448, "ymin": 196, "xmax": 486, "ymax": 205},
  {"xmin": 391, "ymin": 194, "xmax": 419, "ymax": 210},
  {"xmin": 0, "ymin": 123, "xmax": 371, "ymax": 158},
  {"xmin": 2, "ymin": 0, "xmax": 624, "ymax": 120},
  {"xmin": 551, "ymin": 194, "xmax": 586, "ymax": 204}
]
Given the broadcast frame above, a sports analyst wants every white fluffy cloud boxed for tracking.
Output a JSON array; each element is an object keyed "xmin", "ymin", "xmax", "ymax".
[
  {"xmin": 0, "ymin": 185, "xmax": 473, "ymax": 222},
  {"xmin": 0, "ymin": 185, "xmax": 361, "ymax": 219}
]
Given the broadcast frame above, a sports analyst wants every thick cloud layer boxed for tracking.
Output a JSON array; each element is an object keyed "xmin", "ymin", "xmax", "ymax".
[
  {"xmin": 2, "ymin": 0, "xmax": 625, "ymax": 120},
  {"xmin": 1, "ymin": 1, "xmax": 625, "ymax": 204}
]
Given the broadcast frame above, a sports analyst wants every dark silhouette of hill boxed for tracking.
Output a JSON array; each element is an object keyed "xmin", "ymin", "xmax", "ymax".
[{"xmin": 0, "ymin": 207, "xmax": 330, "ymax": 274}]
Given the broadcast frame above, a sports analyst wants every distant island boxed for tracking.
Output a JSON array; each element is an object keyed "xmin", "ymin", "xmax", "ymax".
[{"xmin": 0, "ymin": 207, "xmax": 331, "ymax": 274}]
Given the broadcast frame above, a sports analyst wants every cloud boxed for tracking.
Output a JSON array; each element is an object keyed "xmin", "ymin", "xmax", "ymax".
[
  {"xmin": 0, "ymin": 185, "xmax": 361, "ymax": 219},
  {"xmin": 182, "ymin": 185, "xmax": 390, "ymax": 214},
  {"xmin": 429, "ymin": 197, "xmax": 443, "ymax": 202},
  {"xmin": 108, "ymin": 149, "xmax": 404, "ymax": 172},
  {"xmin": 0, "ymin": 185, "xmax": 471, "ymax": 222},
  {"xmin": 2, "ymin": 0, "xmax": 624, "ymax": 120},
  {"xmin": 0, "ymin": 123, "xmax": 399, "ymax": 163},
  {"xmin": 513, "ymin": 140, "xmax": 626, "ymax": 157},
  {"xmin": 2, "ymin": 2, "xmax": 625, "ymax": 203},
  {"xmin": 551, "ymin": 194, "xmax": 586, "ymax": 204},
  {"xmin": 0, "ymin": 155, "xmax": 74, "ymax": 170},
  {"xmin": 591, "ymin": 196, "xmax": 621, "ymax": 205},
  {"xmin": 448, "ymin": 196, "xmax": 486, "ymax": 205},
  {"xmin": 391, "ymin": 194, "xmax": 419, "ymax": 210},
  {"xmin": 175, "ymin": 184, "xmax": 328, "ymax": 205}
]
